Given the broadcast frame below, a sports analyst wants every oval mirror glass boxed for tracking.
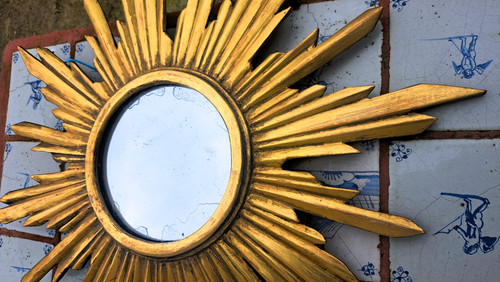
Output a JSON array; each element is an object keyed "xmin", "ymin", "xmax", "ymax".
[{"xmin": 100, "ymin": 85, "xmax": 231, "ymax": 242}]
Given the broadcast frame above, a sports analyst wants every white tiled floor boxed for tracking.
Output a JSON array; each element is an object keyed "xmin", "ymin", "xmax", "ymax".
[{"xmin": 389, "ymin": 139, "xmax": 500, "ymax": 281}]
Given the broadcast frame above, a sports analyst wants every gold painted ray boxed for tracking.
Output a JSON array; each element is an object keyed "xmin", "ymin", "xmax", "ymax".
[
  {"xmin": 229, "ymin": 229, "xmax": 298, "ymax": 281},
  {"xmin": 51, "ymin": 108, "xmax": 94, "ymax": 130},
  {"xmin": 32, "ymin": 143, "xmax": 86, "ymax": 156},
  {"xmin": 254, "ymin": 85, "xmax": 374, "ymax": 131},
  {"xmin": 21, "ymin": 214, "xmax": 98, "ymax": 282},
  {"xmin": 31, "ymin": 169, "xmax": 84, "ymax": 184},
  {"xmin": 205, "ymin": 248, "xmax": 233, "ymax": 281},
  {"xmin": 11, "ymin": 122, "xmax": 87, "ymax": 148},
  {"xmin": 217, "ymin": 241, "xmax": 259, "ymax": 281},
  {"xmin": 145, "ymin": 0, "xmax": 159, "ymax": 67},
  {"xmin": 193, "ymin": 21, "xmax": 214, "ymax": 69},
  {"xmin": 60, "ymin": 205, "xmax": 94, "ymax": 233},
  {"xmin": 176, "ymin": 0, "xmax": 199, "ymax": 66},
  {"xmin": 0, "ymin": 179, "xmax": 84, "ymax": 203},
  {"xmin": 241, "ymin": 209, "xmax": 356, "ymax": 280},
  {"xmin": 245, "ymin": 205, "xmax": 326, "ymax": 244},
  {"xmin": 254, "ymin": 142, "xmax": 360, "ymax": 166},
  {"xmin": 46, "ymin": 202, "xmax": 91, "ymax": 230},
  {"xmin": 236, "ymin": 220, "xmax": 351, "ymax": 281},
  {"xmin": 71, "ymin": 232, "xmax": 107, "ymax": 270},
  {"xmin": 199, "ymin": 0, "xmax": 231, "ymax": 70},
  {"xmin": 184, "ymin": 0, "xmax": 213, "ymax": 67},
  {"xmin": 257, "ymin": 113, "xmax": 437, "ymax": 149},
  {"xmin": 24, "ymin": 193, "xmax": 88, "ymax": 226},
  {"xmin": 256, "ymin": 84, "xmax": 485, "ymax": 142},
  {"xmin": 198, "ymin": 252, "xmax": 222, "ymax": 281},
  {"xmin": 121, "ymin": 0, "xmax": 143, "ymax": 72},
  {"xmin": 101, "ymin": 247, "xmax": 126, "ymax": 281},
  {"xmin": 254, "ymin": 182, "xmax": 424, "ymax": 237},
  {"xmin": 92, "ymin": 244, "xmax": 118, "ymax": 281},
  {"xmin": 116, "ymin": 20, "xmax": 140, "ymax": 75},
  {"xmin": 63, "ymin": 122, "xmax": 92, "ymax": 136},
  {"xmin": 157, "ymin": 0, "xmax": 173, "ymax": 66},
  {"xmin": 82, "ymin": 237, "xmax": 114, "ymax": 282},
  {"xmin": 247, "ymin": 194, "xmax": 298, "ymax": 222},
  {"xmin": 41, "ymin": 87, "xmax": 96, "ymax": 123}
]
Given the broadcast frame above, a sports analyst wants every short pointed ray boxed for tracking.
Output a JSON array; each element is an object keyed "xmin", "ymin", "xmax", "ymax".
[
  {"xmin": 212, "ymin": 243, "xmax": 253, "ymax": 281},
  {"xmin": 254, "ymin": 85, "xmax": 374, "ymax": 131},
  {"xmin": 121, "ymin": 0, "xmax": 144, "ymax": 72},
  {"xmin": 46, "ymin": 202, "xmax": 91, "ymax": 230},
  {"xmin": 133, "ymin": 0, "xmax": 152, "ymax": 70},
  {"xmin": 83, "ymin": 239, "xmax": 114, "ymax": 282},
  {"xmin": 247, "ymin": 194, "xmax": 298, "ymax": 222},
  {"xmin": 256, "ymin": 84, "xmax": 485, "ymax": 142},
  {"xmin": 32, "ymin": 143, "xmax": 86, "ymax": 156},
  {"xmin": 24, "ymin": 193, "xmax": 87, "ymax": 226},
  {"xmin": 255, "ymin": 142, "xmax": 360, "ymax": 166},
  {"xmin": 31, "ymin": 169, "xmax": 84, "ymax": 184},
  {"xmin": 101, "ymin": 247, "xmax": 126, "ymax": 281},
  {"xmin": 145, "ymin": 0, "xmax": 159, "ymax": 67},
  {"xmin": 52, "ymin": 108, "xmax": 93, "ymax": 130},
  {"xmin": 245, "ymin": 205, "xmax": 325, "ymax": 244},
  {"xmin": 184, "ymin": 0, "xmax": 213, "ymax": 67},
  {"xmin": 63, "ymin": 122, "xmax": 92, "ymax": 136},
  {"xmin": 60, "ymin": 205, "xmax": 94, "ymax": 233},
  {"xmin": 229, "ymin": 229, "xmax": 298, "ymax": 281},
  {"xmin": 199, "ymin": 0, "xmax": 231, "ymax": 70},
  {"xmin": 257, "ymin": 113, "xmax": 437, "ymax": 149},
  {"xmin": 11, "ymin": 122, "xmax": 87, "ymax": 148},
  {"xmin": 172, "ymin": 10, "xmax": 185, "ymax": 65},
  {"xmin": 116, "ymin": 20, "xmax": 140, "ymax": 75},
  {"xmin": 193, "ymin": 22, "xmax": 215, "ymax": 69},
  {"xmin": 254, "ymin": 182, "xmax": 425, "ymax": 237},
  {"xmin": 198, "ymin": 252, "xmax": 222, "ymax": 281},
  {"xmin": 41, "ymin": 88, "xmax": 96, "ymax": 123},
  {"xmin": 240, "ymin": 7, "xmax": 382, "ymax": 108},
  {"xmin": 157, "ymin": 0, "xmax": 173, "ymax": 65},
  {"xmin": 217, "ymin": 241, "xmax": 259, "ymax": 281},
  {"xmin": 21, "ymin": 214, "xmax": 98, "ymax": 282},
  {"xmin": 236, "ymin": 220, "xmax": 351, "ymax": 281},
  {"xmin": 176, "ymin": 0, "xmax": 198, "ymax": 65},
  {"xmin": 72, "ymin": 232, "xmax": 105, "ymax": 270},
  {"xmin": 52, "ymin": 154, "xmax": 85, "ymax": 163},
  {"xmin": 92, "ymin": 244, "xmax": 118, "ymax": 281},
  {"xmin": 205, "ymin": 248, "xmax": 233, "ymax": 281},
  {"xmin": 241, "ymin": 209, "xmax": 356, "ymax": 280}
]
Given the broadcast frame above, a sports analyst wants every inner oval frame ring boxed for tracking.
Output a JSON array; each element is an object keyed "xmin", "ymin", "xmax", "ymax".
[{"xmin": 86, "ymin": 68, "xmax": 252, "ymax": 258}]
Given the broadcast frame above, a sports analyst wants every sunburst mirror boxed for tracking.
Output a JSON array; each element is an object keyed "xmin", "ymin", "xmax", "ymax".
[{"xmin": 0, "ymin": 0, "xmax": 485, "ymax": 281}]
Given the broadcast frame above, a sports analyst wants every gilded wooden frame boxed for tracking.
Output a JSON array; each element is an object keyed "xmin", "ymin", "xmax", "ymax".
[{"xmin": 0, "ymin": 0, "xmax": 484, "ymax": 281}]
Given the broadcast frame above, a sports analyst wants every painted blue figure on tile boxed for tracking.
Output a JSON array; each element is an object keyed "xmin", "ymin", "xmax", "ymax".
[
  {"xmin": 392, "ymin": 266, "xmax": 412, "ymax": 282},
  {"xmin": 0, "ymin": 238, "xmax": 3, "ymax": 248},
  {"xmin": 390, "ymin": 142, "xmax": 412, "ymax": 162},
  {"xmin": 435, "ymin": 193, "xmax": 499, "ymax": 255},
  {"xmin": 391, "ymin": 0, "xmax": 409, "ymax": 12},
  {"xmin": 55, "ymin": 120, "xmax": 64, "ymax": 131},
  {"xmin": 47, "ymin": 229, "xmax": 56, "ymax": 237},
  {"xmin": 11, "ymin": 266, "xmax": 31, "ymax": 273},
  {"xmin": 18, "ymin": 172, "xmax": 31, "ymax": 188},
  {"xmin": 361, "ymin": 140, "xmax": 376, "ymax": 151},
  {"xmin": 12, "ymin": 53, "xmax": 19, "ymax": 64},
  {"xmin": 24, "ymin": 80, "xmax": 44, "ymax": 110},
  {"xmin": 360, "ymin": 262, "xmax": 376, "ymax": 278},
  {"xmin": 365, "ymin": 0, "xmax": 379, "ymax": 7},
  {"xmin": 4, "ymin": 143, "xmax": 12, "ymax": 161},
  {"xmin": 44, "ymin": 244, "xmax": 53, "ymax": 255},
  {"xmin": 426, "ymin": 35, "xmax": 492, "ymax": 79},
  {"xmin": 311, "ymin": 217, "xmax": 343, "ymax": 239},
  {"xmin": 76, "ymin": 43, "xmax": 85, "ymax": 53}
]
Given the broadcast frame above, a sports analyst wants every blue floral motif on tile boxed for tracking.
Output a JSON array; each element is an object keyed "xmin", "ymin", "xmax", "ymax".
[
  {"xmin": 5, "ymin": 124, "xmax": 14, "ymax": 135},
  {"xmin": 390, "ymin": 142, "xmax": 412, "ymax": 162},
  {"xmin": 47, "ymin": 229, "xmax": 56, "ymax": 237},
  {"xmin": 0, "ymin": 238, "xmax": 3, "ymax": 248},
  {"xmin": 391, "ymin": 0, "xmax": 410, "ymax": 12},
  {"xmin": 434, "ymin": 193, "xmax": 499, "ymax": 255},
  {"xmin": 361, "ymin": 262, "xmax": 376, "ymax": 277},
  {"xmin": 365, "ymin": 0, "xmax": 379, "ymax": 7},
  {"xmin": 76, "ymin": 43, "xmax": 85, "ymax": 53},
  {"xmin": 4, "ymin": 143, "xmax": 12, "ymax": 161},
  {"xmin": 424, "ymin": 35, "xmax": 492, "ymax": 79},
  {"xmin": 55, "ymin": 120, "xmax": 64, "ymax": 131},
  {"xmin": 24, "ymin": 80, "xmax": 44, "ymax": 110},
  {"xmin": 12, "ymin": 53, "xmax": 20, "ymax": 64},
  {"xmin": 362, "ymin": 140, "xmax": 376, "ymax": 151},
  {"xmin": 44, "ymin": 244, "xmax": 53, "ymax": 255},
  {"xmin": 61, "ymin": 45, "xmax": 70, "ymax": 55},
  {"xmin": 392, "ymin": 266, "xmax": 412, "ymax": 282}
]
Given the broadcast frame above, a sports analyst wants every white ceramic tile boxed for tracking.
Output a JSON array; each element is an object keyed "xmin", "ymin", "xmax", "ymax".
[
  {"xmin": 1, "ymin": 142, "xmax": 60, "ymax": 237},
  {"xmin": 390, "ymin": 0, "xmax": 500, "ymax": 130},
  {"xmin": 0, "ymin": 236, "xmax": 52, "ymax": 282},
  {"xmin": 263, "ymin": 0, "xmax": 383, "ymax": 97},
  {"xmin": 389, "ymin": 139, "xmax": 500, "ymax": 281},
  {"xmin": 6, "ymin": 44, "xmax": 70, "ymax": 135},
  {"xmin": 74, "ymin": 41, "xmax": 103, "ymax": 82},
  {"xmin": 291, "ymin": 141, "xmax": 381, "ymax": 281}
]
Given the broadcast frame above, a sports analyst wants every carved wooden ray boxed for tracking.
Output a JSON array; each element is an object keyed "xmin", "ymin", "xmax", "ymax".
[{"xmin": 0, "ymin": 0, "xmax": 484, "ymax": 281}]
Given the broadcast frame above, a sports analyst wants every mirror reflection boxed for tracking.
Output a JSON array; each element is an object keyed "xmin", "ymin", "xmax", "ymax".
[{"xmin": 101, "ymin": 85, "xmax": 231, "ymax": 241}]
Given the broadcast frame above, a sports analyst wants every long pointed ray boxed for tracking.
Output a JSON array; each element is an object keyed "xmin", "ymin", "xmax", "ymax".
[
  {"xmin": 84, "ymin": 0, "xmax": 132, "ymax": 83},
  {"xmin": 235, "ymin": 28, "xmax": 318, "ymax": 100},
  {"xmin": 205, "ymin": 248, "xmax": 234, "ymax": 280},
  {"xmin": 198, "ymin": 252, "xmax": 222, "ymax": 281},
  {"xmin": 257, "ymin": 113, "xmax": 437, "ymax": 149},
  {"xmin": 245, "ymin": 204, "xmax": 325, "ymax": 244},
  {"xmin": 46, "ymin": 202, "xmax": 91, "ymax": 230},
  {"xmin": 52, "ymin": 109, "xmax": 93, "ymax": 131},
  {"xmin": 63, "ymin": 122, "xmax": 92, "ymax": 136},
  {"xmin": 134, "ymin": 0, "xmax": 153, "ymax": 70},
  {"xmin": 41, "ymin": 88, "xmax": 96, "ymax": 123},
  {"xmin": 254, "ymin": 182, "xmax": 424, "ymax": 237},
  {"xmin": 193, "ymin": 22, "xmax": 215, "ymax": 69},
  {"xmin": 0, "ymin": 183, "xmax": 85, "ymax": 223},
  {"xmin": 212, "ymin": 242, "xmax": 259, "ymax": 281},
  {"xmin": 21, "ymin": 214, "xmax": 98, "ymax": 282},
  {"xmin": 199, "ymin": 0, "xmax": 232, "ymax": 70},
  {"xmin": 175, "ymin": 0, "xmax": 198, "ymax": 66},
  {"xmin": 254, "ymin": 85, "xmax": 374, "ymax": 131},
  {"xmin": 145, "ymin": 0, "xmax": 159, "ymax": 67},
  {"xmin": 32, "ymin": 143, "xmax": 86, "ymax": 156},
  {"xmin": 121, "ymin": 0, "xmax": 143, "ymax": 72},
  {"xmin": 52, "ymin": 228, "xmax": 103, "ymax": 281},
  {"xmin": 236, "ymin": 220, "xmax": 352, "ymax": 281},
  {"xmin": 72, "ymin": 232, "xmax": 106, "ymax": 269},
  {"xmin": 228, "ymin": 229, "xmax": 298, "ymax": 281},
  {"xmin": 11, "ymin": 122, "xmax": 87, "ymax": 147},
  {"xmin": 101, "ymin": 247, "xmax": 126, "ymax": 281},
  {"xmin": 247, "ymin": 85, "xmax": 325, "ymax": 123},
  {"xmin": 116, "ymin": 20, "xmax": 139, "ymax": 75},
  {"xmin": 256, "ymin": 84, "xmax": 485, "ymax": 143},
  {"xmin": 241, "ymin": 210, "xmax": 356, "ymax": 280},
  {"xmin": 89, "ymin": 244, "xmax": 118, "ymax": 281},
  {"xmin": 220, "ymin": 7, "xmax": 291, "ymax": 86},
  {"xmin": 0, "ymin": 179, "xmax": 84, "ymax": 203},
  {"xmin": 239, "ymin": 7, "xmax": 382, "ymax": 108},
  {"xmin": 31, "ymin": 169, "xmax": 84, "ymax": 184},
  {"xmin": 184, "ymin": 0, "xmax": 213, "ymax": 67},
  {"xmin": 255, "ymin": 142, "xmax": 360, "ymax": 166},
  {"xmin": 82, "ymin": 238, "xmax": 114, "ymax": 282},
  {"xmin": 60, "ymin": 206, "xmax": 94, "ymax": 233},
  {"xmin": 157, "ymin": 0, "xmax": 173, "ymax": 66},
  {"xmin": 24, "ymin": 193, "xmax": 88, "ymax": 226},
  {"xmin": 172, "ymin": 10, "xmax": 185, "ymax": 65},
  {"xmin": 247, "ymin": 194, "xmax": 298, "ymax": 222},
  {"xmin": 18, "ymin": 48, "xmax": 100, "ymax": 114}
]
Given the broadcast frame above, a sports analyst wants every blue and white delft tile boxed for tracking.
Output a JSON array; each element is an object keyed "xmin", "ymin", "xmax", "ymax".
[
  {"xmin": 389, "ymin": 139, "xmax": 500, "ymax": 281},
  {"xmin": 6, "ymin": 43, "xmax": 71, "ymax": 135},
  {"xmin": 390, "ymin": 0, "xmax": 500, "ymax": 130},
  {"xmin": 0, "ymin": 236, "xmax": 52, "ymax": 282},
  {"xmin": 0, "ymin": 142, "xmax": 60, "ymax": 237},
  {"xmin": 74, "ymin": 41, "xmax": 103, "ymax": 82},
  {"xmin": 263, "ymin": 0, "xmax": 383, "ymax": 97},
  {"xmin": 291, "ymin": 141, "xmax": 381, "ymax": 281}
]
